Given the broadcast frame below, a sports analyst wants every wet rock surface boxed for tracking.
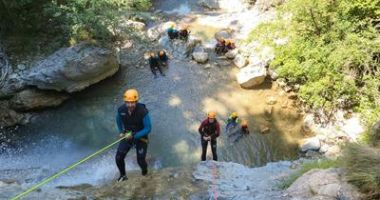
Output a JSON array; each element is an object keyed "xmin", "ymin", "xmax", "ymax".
[{"xmin": 23, "ymin": 43, "xmax": 119, "ymax": 93}]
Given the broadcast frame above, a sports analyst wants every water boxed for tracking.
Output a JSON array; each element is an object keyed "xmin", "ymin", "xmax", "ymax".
[{"xmin": 1, "ymin": 0, "xmax": 303, "ymax": 196}]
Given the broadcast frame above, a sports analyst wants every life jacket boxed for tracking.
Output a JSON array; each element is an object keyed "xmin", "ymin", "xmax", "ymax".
[
  {"xmin": 118, "ymin": 103, "xmax": 149, "ymax": 139},
  {"xmin": 201, "ymin": 119, "xmax": 219, "ymax": 137}
]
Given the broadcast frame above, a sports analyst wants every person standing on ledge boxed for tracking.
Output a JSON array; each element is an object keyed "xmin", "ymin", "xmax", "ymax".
[
  {"xmin": 198, "ymin": 111, "xmax": 220, "ymax": 161},
  {"xmin": 115, "ymin": 89, "xmax": 152, "ymax": 182}
]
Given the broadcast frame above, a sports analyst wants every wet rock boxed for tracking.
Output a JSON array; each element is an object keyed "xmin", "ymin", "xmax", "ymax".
[
  {"xmin": 0, "ymin": 73, "xmax": 27, "ymax": 98},
  {"xmin": 286, "ymin": 168, "xmax": 362, "ymax": 200},
  {"xmin": 225, "ymin": 49, "xmax": 239, "ymax": 59},
  {"xmin": 23, "ymin": 43, "xmax": 119, "ymax": 93},
  {"xmin": 17, "ymin": 64, "xmax": 26, "ymax": 71},
  {"xmin": 192, "ymin": 52, "xmax": 209, "ymax": 63},
  {"xmin": 233, "ymin": 54, "xmax": 247, "ymax": 68},
  {"xmin": 147, "ymin": 25, "xmax": 162, "ymax": 41},
  {"xmin": 284, "ymin": 85, "xmax": 293, "ymax": 92},
  {"xmin": 193, "ymin": 161, "xmax": 293, "ymax": 199},
  {"xmin": 276, "ymin": 78, "xmax": 287, "ymax": 88},
  {"xmin": 0, "ymin": 101, "xmax": 24, "ymax": 128},
  {"xmin": 236, "ymin": 65, "xmax": 267, "ymax": 88},
  {"xmin": 300, "ymin": 137, "xmax": 321, "ymax": 152},
  {"xmin": 319, "ymin": 144, "xmax": 329, "ymax": 153},
  {"xmin": 10, "ymin": 89, "xmax": 69, "ymax": 111}
]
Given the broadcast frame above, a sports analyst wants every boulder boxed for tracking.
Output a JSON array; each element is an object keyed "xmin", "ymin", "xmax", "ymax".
[
  {"xmin": 236, "ymin": 65, "xmax": 267, "ymax": 88},
  {"xmin": 286, "ymin": 168, "xmax": 362, "ymax": 200},
  {"xmin": 147, "ymin": 25, "xmax": 162, "ymax": 41},
  {"xmin": 300, "ymin": 137, "xmax": 321, "ymax": 152},
  {"xmin": 0, "ymin": 101, "xmax": 24, "ymax": 128},
  {"xmin": 23, "ymin": 43, "xmax": 119, "ymax": 93},
  {"xmin": 192, "ymin": 52, "xmax": 209, "ymax": 63},
  {"xmin": 233, "ymin": 54, "xmax": 247, "ymax": 68},
  {"xmin": 123, "ymin": 20, "xmax": 146, "ymax": 31},
  {"xmin": 10, "ymin": 89, "xmax": 69, "ymax": 111},
  {"xmin": 225, "ymin": 49, "xmax": 239, "ymax": 59}
]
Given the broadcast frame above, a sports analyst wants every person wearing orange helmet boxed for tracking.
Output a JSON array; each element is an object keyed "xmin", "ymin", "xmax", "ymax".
[
  {"xmin": 157, "ymin": 50, "xmax": 169, "ymax": 67},
  {"xmin": 225, "ymin": 39, "xmax": 236, "ymax": 50},
  {"xmin": 149, "ymin": 52, "xmax": 165, "ymax": 78},
  {"xmin": 178, "ymin": 24, "xmax": 190, "ymax": 40},
  {"xmin": 215, "ymin": 38, "xmax": 227, "ymax": 55},
  {"xmin": 198, "ymin": 111, "xmax": 221, "ymax": 161},
  {"xmin": 115, "ymin": 89, "xmax": 152, "ymax": 182}
]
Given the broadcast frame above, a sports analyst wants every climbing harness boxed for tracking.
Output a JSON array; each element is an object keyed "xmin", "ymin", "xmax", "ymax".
[{"xmin": 11, "ymin": 135, "xmax": 133, "ymax": 200}]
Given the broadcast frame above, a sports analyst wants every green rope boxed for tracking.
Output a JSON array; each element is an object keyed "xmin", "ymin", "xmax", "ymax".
[{"xmin": 11, "ymin": 135, "xmax": 128, "ymax": 200}]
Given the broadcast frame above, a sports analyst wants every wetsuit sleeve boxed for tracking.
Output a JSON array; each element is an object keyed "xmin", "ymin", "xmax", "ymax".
[
  {"xmin": 133, "ymin": 113, "xmax": 152, "ymax": 139},
  {"xmin": 116, "ymin": 111, "xmax": 124, "ymax": 133}
]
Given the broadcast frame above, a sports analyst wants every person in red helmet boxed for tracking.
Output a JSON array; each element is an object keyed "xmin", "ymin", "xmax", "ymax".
[{"xmin": 198, "ymin": 111, "xmax": 220, "ymax": 161}]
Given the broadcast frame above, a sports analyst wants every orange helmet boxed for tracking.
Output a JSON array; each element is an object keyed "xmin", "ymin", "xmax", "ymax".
[
  {"xmin": 124, "ymin": 89, "xmax": 139, "ymax": 102},
  {"xmin": 159, "ymin": 51, "xmax": 165, "ymax": 56},
  {"xmin": 208, "ymin": 111, "xmax": 217, "ymax": 119}
]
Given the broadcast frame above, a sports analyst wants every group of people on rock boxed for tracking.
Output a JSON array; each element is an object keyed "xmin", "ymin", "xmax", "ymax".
[
  {"xmin": 215, "ymin": 38, "xmax": 236, "ymax": 55},
  {"xmin": 147, "ymin": 23, "xmax": 238, "ymax": 78},
  {"xmin": 167, "ymin": 23, "xmax": 191, "ymax": 41},
  {"xmin": 148, "ymin": 50, "xmax": 169, "ymax": 78}
]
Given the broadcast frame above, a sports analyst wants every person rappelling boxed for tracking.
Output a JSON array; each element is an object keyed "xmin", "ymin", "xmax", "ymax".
[{"xmin": 115, "ymin": 89, "xmax": 152, "ymax": 182}]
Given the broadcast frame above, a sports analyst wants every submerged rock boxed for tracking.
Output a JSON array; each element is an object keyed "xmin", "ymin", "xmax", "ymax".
[
  {"xmin": 23, "ymin": 43, "xmax": 119, "ymax": 93},
  {"xmin": 0, "ymin": 101, "xmax": 24, "ymax": 128},
  {"xmin": 10, "ymin": 89, "xmax": 69, "ymax": 111},
  {"xmin": 300, "ymin": 137, "xmax": 321, "ymax": 152}
]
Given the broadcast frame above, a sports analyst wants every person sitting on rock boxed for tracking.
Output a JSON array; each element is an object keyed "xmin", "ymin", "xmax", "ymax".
[
  {"xmin": 178, "ymin": 25, "xmax": 190, "ymax": 41},
  {"xmin": 167, "ymin": 23, "xmax": 179, "ymax": 40},
  {"xmin": 149, "ymin": 52, "xmax": 165, "ymax": 78},
  {"xmin": 226, "ymin": 39, "xmax": 236, "ymax": 51},
  {"xmin": 226, "ymin": 112, "xmax": 241, "ymax": 131},
  {"xmin": 215, "ymin": 38, "xmax": 227, "ymax": 55},
  {"xmin": 158, "ymin": 50, "xmax": 169, "ymax": 67}
]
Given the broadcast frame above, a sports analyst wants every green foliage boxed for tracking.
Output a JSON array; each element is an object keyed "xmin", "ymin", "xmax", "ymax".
[
  {"xmin": 0, "ymin": 0, "xmax": 152, "ymax": 58},
  {"xmin": 248, "ymin": 0, "xmax": 380, "ymax": 125},
  {"xmin": 342, "ymin": 144, "xmax": 380, "ymax": 200},
  {"xmin": 278, "ymin": 159, "xmax": 340, "ymax": 189}
]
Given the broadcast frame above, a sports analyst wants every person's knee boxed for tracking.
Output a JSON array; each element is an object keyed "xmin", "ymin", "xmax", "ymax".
[{"xmin": 115, "ymin": 151, "xmax": 125, "ymax": 162}]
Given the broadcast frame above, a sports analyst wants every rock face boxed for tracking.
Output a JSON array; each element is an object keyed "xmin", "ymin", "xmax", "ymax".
[
  {"xmin": 0, "ymin": 101, "xmax": 24, "ymax": 127},
  {"xmin": 23, "ymin": 43, "xmax": 119, "ymax": 93},
  {"xmin": 236, "ymin": 65, "xmax": 267, "ymax": 88},
  {"xmin": 198, "ymin": 0, "xmax": 250, "ymax": 12},
  {"xmin": 193, "ymin": 161, "xmax": 294, "ymax": 199},
  {"xmin": 10, "ymin": 89, "xmax": 69, "ymax": 111},
  {"xmin": 225, "ymin": 49, "xmax": 238, "ymax": 59},
  {"xmin": 300, "ymin": 137, "xmax": 321, "ymax": 152},
  {"xmin": 233, "ymin": 54, "xmax": 248, "ymax": 68},
  {"xmin": 286, "ymin": 168, "xmax": 362, "ymax": 200}
]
